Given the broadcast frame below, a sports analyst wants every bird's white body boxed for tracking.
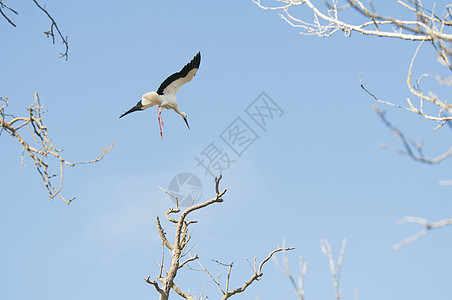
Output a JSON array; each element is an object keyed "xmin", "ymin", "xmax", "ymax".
[
  {"xmin": 120, "ymin": 52, "xmax": 200, "ymax": 137},
  {"xmin": 141, "ymin": 92, "xmax": 184, "ymax": 118}
]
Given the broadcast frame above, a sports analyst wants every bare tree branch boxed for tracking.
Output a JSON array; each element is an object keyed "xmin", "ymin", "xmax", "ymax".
[
  {"xmin": 361, "ymin": 41, "xmax": 452, "ymax": 123},
  {"xmin": 372, "ymin": 105, "xmax": 452, "ymax": 164},
  {"xmin": 220, "ymin": 247, "xmax": 295, "ymax": 299},
  {"xmin": 179, "ymin": 253, "xmax": 199, "ymax": 270},
  {"xmin": 159, "ymin": 186, "xmax": 181, "ymax": 224},
  {"xmin": 1, "ymin": 1, "xmax": 69, "ymax": 59},
  {"xmin": 0, "ymin": 94, "xmax": 113, "ymax": 204},
  {"xmin": 179, "ymin": 253, "xmax": 199, "ymax": 269},
  {"xmin": 149, "ymin": 177, "xmax": 295, "ymax": 299},
  {"xmin": 252, "ymin": 0, "xmax": 452, "ymax": 42},
  {"xmin": 393, "ymin": 217, "xmax": 452, "ymax": 250},
  {"xmin": 167, "ymin": 281, "xmax": 195, "ymax": 300},
  {"xmin": 198, "ymin": 261, "xmax": 225, "ymax": 295},
  {"xmin": 256, "ymin": 1, "xmax": 452, "ymax": 166},
  {"xmin": 254, "ymin": 0, "xmax": 452, "ymax": 253},
  {"xmin": 145, "ymin": 276, "xmax": 165, "ymax": 297},
  {"xmin": 32, "ymin": 0, "xmax": 69, "ymax": 59},
  {"xmin": 275, "ymin": 238, "xmax": 349, "ymax": 300},
  {"xmin": 147, "ymin": 176, "xmax": 227, "ymax": 300},
  {"xmin": 273, "ymin": 239, "xmax": 307, "ymax": 300},
  {"xmin": 439, "ymin": 180, "xmax": 452, "ymax": 186},
  {"xmin": 156, "ymin": 216, "xmax": 173, "ymax": 250},
  {"xmin": 321, "ymin": 239, "xmax": 346, "ymax": 300},
  {"xmin": 0, "ymin": 1, "xmax": 18, "ymax": 27}
]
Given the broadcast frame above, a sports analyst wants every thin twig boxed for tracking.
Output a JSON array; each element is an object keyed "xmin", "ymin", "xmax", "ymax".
[
  {"xmin": 373, "ymin": 105, "xmax": 452, "ymax": 164},
  {"xmin": 32, "ymin": 0, "xmax": 69, "ymax": 59},
  {"xmin": 0, "ymin": 0, "xmax": 18, "ymax": 27},
  {"xmin": 222, "ymin": 247, "xmax": 295, "ymax": 299}
]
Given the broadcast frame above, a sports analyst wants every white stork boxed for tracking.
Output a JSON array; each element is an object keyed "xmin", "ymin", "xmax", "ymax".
[{"xmin": 120, "ymin": 52, "xmax": 201, "ymax": 138}]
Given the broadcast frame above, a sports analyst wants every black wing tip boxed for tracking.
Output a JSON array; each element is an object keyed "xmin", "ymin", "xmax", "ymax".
[{"xmin": 192, "ymin": 52, "xmax": 201, "ymax": 69}]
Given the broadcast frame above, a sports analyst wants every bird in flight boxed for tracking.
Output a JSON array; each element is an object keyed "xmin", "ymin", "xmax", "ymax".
[{"xmin": 120, "ymin": 52, "xmax": 201, "ymax": 138}]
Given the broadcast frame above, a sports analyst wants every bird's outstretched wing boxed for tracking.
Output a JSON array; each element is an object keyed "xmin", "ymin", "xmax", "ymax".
[{"xmin": 157, "ymin": 52, "xmax": 201, "ymax": 97}]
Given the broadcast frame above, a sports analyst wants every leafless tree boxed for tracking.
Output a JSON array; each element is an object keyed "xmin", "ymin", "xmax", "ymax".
[
  {"xmin": 1, "ymin": 0, "xmax": 69, "ymax": 59},
  {"xmin": 0, "ymin": 93, "xmax": 113, "ymax": 204},
  {"xmin": 145, "ymin": 176, "xmax": 294, "ymax": 300},
  {"xmin": 253, "ymin": 0, "xmax": 452, "ymax": 246}
]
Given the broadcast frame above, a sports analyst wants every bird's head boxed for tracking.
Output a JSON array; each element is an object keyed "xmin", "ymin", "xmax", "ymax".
[{"xmin": 181, "ymin": 112, "xmax": 190, "ymax": 130}]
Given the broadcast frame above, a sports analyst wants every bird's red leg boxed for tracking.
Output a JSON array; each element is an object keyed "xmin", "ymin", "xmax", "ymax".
[{"xmin": 156, "ymin": 106, "xmax": 164, "ymax": 138}]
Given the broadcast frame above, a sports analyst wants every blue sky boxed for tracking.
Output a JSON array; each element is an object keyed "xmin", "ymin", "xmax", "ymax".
[{"xmin": 1, "ymin": 1, "xmax": 452, "ymax": 299}]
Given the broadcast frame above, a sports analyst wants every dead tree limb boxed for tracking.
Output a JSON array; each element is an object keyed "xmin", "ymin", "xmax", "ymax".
[
  {"xmin": 146, "ymin": 176, "xmax": 226, "ymax": 300},
  {"xmin": 274, "ymin": 238, "xmax": 347, "ymax": 300},
  {"xmin": 393, "ymin": 217, "xmax": 452, "ymax": 250},
  {"xmin": 1, "ymin": 0, "xmax": 69, "ymax": 59},
  {"xmin": 0, "ymin": 93, "xmax": 113, "ymax": 204},
  {"xmin": 212, "ymin": 246, "xmax": 295, "ymax": 300},
  {"xmin": 273, "ymin": 240, "xmax": 307, "ymax": 300},
  {"xmin": 0, "ymin": 1, "xmax": 18, "ymax": 27},
  {"xmin": 147, "ymin": 176, "xmax": 294, "ymax": 299},
  {"xmin": 255, "ymin": 0, "xmax": 452, "ymax": 165}
]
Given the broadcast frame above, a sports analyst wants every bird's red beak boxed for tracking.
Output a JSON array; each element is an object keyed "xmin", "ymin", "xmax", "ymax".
[{"xmin": 184, "ymin": 117, "xmax": 190, "ymax": 130}]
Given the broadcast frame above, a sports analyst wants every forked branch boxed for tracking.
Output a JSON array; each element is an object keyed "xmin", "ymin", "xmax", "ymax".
[
  {"xmin": 321, "ymin": 239, "xmax": 346, "ymax": 300},
  {"xmin": 0, "ymin": 1, "xmax": 18, "ymax": 27},
  {"xmin": 273, "ymin": 240, "xmax": 307, "ymax": 300},
  {"xmin": 256, "ymin": 1, "xmax": 452, "ymax": 165},
  {"xmin": 393, "ymin": 217, "xmax": 452, "ymax": 250},
  {"xmin": 252, "ymin": 0, "xmax": 452, "ymax": 43},
  {"xmin": 274, "ymin": 238, "xmax": 347, "ymax": 300},
  {"xmin": 0, "ymin": 94, "xmax": 113, "ymax": 204},
  {"xmin": 32, "ymin": 0, "xmax": 69, "ymax": 59},
  {"xmin": 148, "ymin": 177, "xmax": 293, "ymax": 299},
  {"xmin": 372, "ymin": 105, "xmax": 452, "ymax": 164},
  {"xmin": 360, "ymin": 44, "xmax": 452, "ymax": 164},
  {"xmin": 1, "ymin": 0, "xmax": 69, "ymax": 59},
  {"xmin": 218, "ymin": 247, "xmax": 295, "ymax": 299},
  {"xmin": 199, "ymin": 246, "xmax": 295, "ymax": 299},
  {"xmin": 146, "ymin": 176, "xmax": 226, "ymax": 300}
]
